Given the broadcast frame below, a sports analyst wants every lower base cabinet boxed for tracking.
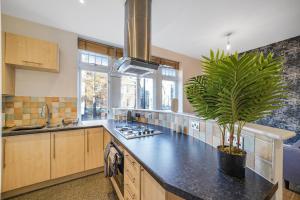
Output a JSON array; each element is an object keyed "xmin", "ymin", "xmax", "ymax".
[
  {"xmin": 85, "ymin": 127, "xmax": 104, "ymax": 170},
  {"xmin": 51, "ymin": 129, "xmax": 85, "ymax": 179},
  {"xmin": 141, "ymin": 168, "xmax": 166, "ymax": 200},
  {"xmin": 2, "ymin": 133, "xmax": 51, "ymax": 192},
  {"xmin": 2, "ymin": 127, "xmax": 106, "ymax": 194}
]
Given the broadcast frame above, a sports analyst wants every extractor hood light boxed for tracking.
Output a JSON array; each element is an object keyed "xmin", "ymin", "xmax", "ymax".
[
  {"xmin": 226, "ymin": 41, "xmax": 231, "ymax": 51},
  {"xmin": 79, "ymin": 0, "xmax": 86, "ymax": 5},
  {"xmin": 225, "ymin": 32, "xmax": 233, "ymax": 51}
]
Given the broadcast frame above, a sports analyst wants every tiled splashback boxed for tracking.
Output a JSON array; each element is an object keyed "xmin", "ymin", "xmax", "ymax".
[
  {"xmin": 2, "ymin": 96, "xmax": 77, "ymax": 127},
  {"xmin": 113, "ymin": 108, "xmax": 279, "ymax": 184}
]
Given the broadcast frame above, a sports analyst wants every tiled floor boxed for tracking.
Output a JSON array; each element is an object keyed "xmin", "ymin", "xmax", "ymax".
[
  {"xmin": 9, "ymin": 173, "xmax": 117, "ymax": 200},
  {"xmin": 7, "ymin": 172, "xmax": 300, "ymax": 200}
]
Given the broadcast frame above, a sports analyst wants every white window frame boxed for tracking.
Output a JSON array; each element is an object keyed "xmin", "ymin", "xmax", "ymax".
[
  {"xmin": 159, "ymin": 66, "xmax": 178, "ymax": 110},
  {"xmin": 77, "ymin": 50, "xmax": 179, "ymax": 117},
  {"xmin": 77, "ymin": 51, "xmax": 112, "ymax": 121}
]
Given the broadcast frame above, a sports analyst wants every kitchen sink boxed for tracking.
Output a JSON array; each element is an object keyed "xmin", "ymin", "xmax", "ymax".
[{"xmin": 10, "ymin": 125, "xmax": 46, "ymax": 131}]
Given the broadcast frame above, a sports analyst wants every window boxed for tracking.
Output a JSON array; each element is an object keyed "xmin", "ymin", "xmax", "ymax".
[
  {"xmin": 80, "ymin": 70, "xmax": 108, "ymax": 120},
  {"xmin": 80, "ymin": 52, "xmax": 109, "ymax": 66},
  {"xmin": 78, "ymin": 40, "xmax": 181, "ymax": 114},
  {"xmin": 162, "ymin": 80, "xmax": 176, "ymax": 110},
  {"xmin": 139, "ymin": 78, "xmax": 153, "ymax": 109},
  {"xmin": 121, "ymin": 76, "xmax": 137, "ymax": 108}
]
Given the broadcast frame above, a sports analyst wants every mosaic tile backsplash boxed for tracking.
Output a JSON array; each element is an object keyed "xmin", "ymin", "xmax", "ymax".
[
  {"xmin": 2, "ymin": 96, "xmax": 77, "ymax": 127},
  {"xmin": 246, "ymin": 36, "xmax": 300, "ymax": 144}
]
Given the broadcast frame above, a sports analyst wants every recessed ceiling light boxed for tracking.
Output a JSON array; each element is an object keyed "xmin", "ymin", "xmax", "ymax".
[{"xmin": 79, "ymin": 0, "xmax": 86, "ymax": 5}]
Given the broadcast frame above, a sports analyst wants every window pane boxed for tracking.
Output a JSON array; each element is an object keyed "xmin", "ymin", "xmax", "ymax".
[
  {"xmin": 101, "ymin": 57, "xmax": 108, "ymax": 66},
  {"xmin": 88, "ymin": 55, "xmax": 96, "ymax": 64},
  {"xmin": 139, "ymin": 78, "xmax": 153, "ymax": 109},
  {"xmin": 121, "ymin": 76, "xmax": 137, "ymax": 108},
  {"xmin": 95, "ymin": 56, "xmax": 102, "ymax": 65},
  {"xmin": 81, "ymin": 53, "xmax": 89, "ymax": 63},
  {"xmin": 80, "ymin": 51, "xmax": 109, "ymax": 67},
  {"xmin": 162, "ymin": 80, "xmax": 176, "ymax": 110},
  {"xmin": 80, "ymin": 70, "xmax": 108, "ymax": 120}
]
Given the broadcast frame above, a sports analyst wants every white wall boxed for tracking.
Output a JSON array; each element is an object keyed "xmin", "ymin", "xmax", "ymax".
[{"xmin": 2, "ymin": 15, "xmax": 78, "ymax": 97}]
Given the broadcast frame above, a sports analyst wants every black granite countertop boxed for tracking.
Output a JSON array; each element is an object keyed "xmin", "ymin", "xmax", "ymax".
[
  {"xmin": 104, "ymin": 120, "xmax": 277, "ymax": 200},
  {"xmin": 2, "ymin": 120, "xmax": 278, "ymax": 199}
]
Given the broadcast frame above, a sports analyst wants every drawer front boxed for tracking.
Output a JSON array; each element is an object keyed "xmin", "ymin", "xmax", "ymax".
[
  {"xmin": 124, "ymin": 151, "xmax": 140, "ymax": 172},
  {"xmin": 124, "ymin": 174, "xmax": 139, "ymax": 200},
  {"xmin": 124, "ymin": 152, "xmax": 140, "ymax": 188},
  {"xmin": 125, "ymin": 161, "xmax": 140, "ymax": 190}
]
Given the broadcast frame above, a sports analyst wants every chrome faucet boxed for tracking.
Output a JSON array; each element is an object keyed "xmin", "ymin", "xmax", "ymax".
[{"xmin": 40, "ymin": 104, "xmax": 51, "ymax": 127}]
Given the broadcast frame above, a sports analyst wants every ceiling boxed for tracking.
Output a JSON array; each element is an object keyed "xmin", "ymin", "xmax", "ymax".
[{"xmin": 2, "ymin": 0, "xmax": 300, "ymax": 58}]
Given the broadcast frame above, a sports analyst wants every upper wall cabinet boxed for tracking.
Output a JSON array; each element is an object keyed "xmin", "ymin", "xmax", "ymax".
[{"xmin": 4, "ymin": 32, "xmax": 59, "ymax": 72}]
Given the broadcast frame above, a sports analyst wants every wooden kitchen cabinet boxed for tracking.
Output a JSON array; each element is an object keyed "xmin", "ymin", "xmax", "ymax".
[
  {"xmin": 4, "ymin": 32, "xmax": 59, "ymax": 72},
  {"xmin": 51, "ymin": 130, "xmax": 85, "ymax": 179},
  {"xmin": 2, "ymin": 133, "xmax": 51, "ymax": 192},
  {"xmin": 2, "ymin": 32, "xmax": 15, "ymax": 95},
  {"xmin": 141, "ymin": 167, "xmax": 166, "ymax": 200},
  {"xmin": 85, "ymin": 127, "xmax": 104, "ymax": 170},
  {"xmin": 140, "ymin": 168, "xmax": 183, "ymax": 200},
  {"xmin": 2, "ymin": 63, "xmax": 15, "ymax": 95}
]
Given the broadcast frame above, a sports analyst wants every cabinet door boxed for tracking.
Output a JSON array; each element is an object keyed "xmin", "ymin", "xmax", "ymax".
[
  {"xmin": 5, "ymin": 32, "xmax": 27, "ymax": 66},
  {"xmin": 5, "ymin": 32, "xmax": 59, "ymax": 72},
  {"xmin": 85, "ymin": 127, "xmax": 104, "ymax": 170},
  {"xmin": 141, "ymin": 168, "xmax": 166, "ymax": 200},
  {"xmin": 2, "ymin": 33, "xmax": 15, "ymax": 95},
  {"xmin": 2, "ymin": 63, "xmax": 15, "ymax": 96},
  {"xmin": 51, "ymin": 130, "xmax": 85, "ymax": 179},
  {"xmin": 2, "ymin": 133, "xmax": 51, "ymax": 192}
]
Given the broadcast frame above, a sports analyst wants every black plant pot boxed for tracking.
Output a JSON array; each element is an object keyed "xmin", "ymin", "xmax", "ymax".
[{"xmin": 217, "ymin": 145, "xmax": 247, "ymax": 178}]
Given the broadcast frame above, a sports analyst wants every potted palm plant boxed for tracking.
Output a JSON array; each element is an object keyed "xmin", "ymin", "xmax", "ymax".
[{"xmin": 185, "ymin": 50, "xmax": 286, "ymax": 178}]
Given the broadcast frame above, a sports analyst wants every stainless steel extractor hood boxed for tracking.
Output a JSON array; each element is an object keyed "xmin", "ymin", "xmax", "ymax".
[{"xmin": 116, "ymin": 0, "xmax": 159, "ymax": 76}]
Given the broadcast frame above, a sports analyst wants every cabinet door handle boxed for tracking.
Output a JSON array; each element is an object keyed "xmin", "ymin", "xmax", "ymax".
[
  {"xmin": 87, "ymin": 130, "xmax": 90, "ymax": 153},
  {"xmin": 3, "ymin": 139, "xmax": 6, "ymax": 168},
  {"xmin": 53, "ymin": 134, "xmax": 56, "ymax": 159},
  {"xmin": 22, "ymin": 60, "xmax": 42, "ymax": 65}
]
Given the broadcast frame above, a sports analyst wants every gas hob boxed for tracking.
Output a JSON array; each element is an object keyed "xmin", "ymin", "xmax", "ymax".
[{"xmin": 115, "ymin": 125, "xmax": 162, "ymax": 139}]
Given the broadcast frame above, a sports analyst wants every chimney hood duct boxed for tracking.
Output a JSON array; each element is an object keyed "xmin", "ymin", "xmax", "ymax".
[{"xmin": 116, "ymin": 0, "xmax": 159, "ymax": 76}]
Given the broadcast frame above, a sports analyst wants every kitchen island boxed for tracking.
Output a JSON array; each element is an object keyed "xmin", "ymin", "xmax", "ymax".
[
  {"xmin": 104, "ymin": 120, "xmax": 278, "ymax": 200},
  {"xmin": 3, "ymin": 120, "xmax": 278, "ymax": 199}
]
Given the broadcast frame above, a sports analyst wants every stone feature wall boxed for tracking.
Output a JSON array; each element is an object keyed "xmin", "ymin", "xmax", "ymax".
[
  {"xmin": 3, "ymin": 96, "xmax": 77, "ymax": 127},
  {"xmin": 246, "ymin": 36, "xmax": 300, "ymax": 143}
]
